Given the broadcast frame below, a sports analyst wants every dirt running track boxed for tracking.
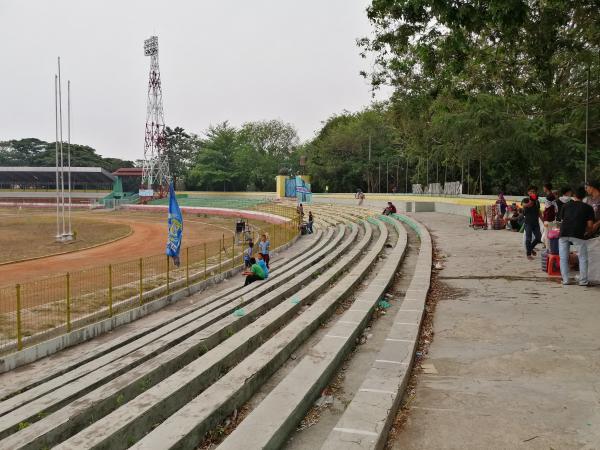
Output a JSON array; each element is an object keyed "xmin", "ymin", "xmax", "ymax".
[{"xmin": 0, "ymin": 215, "xmax": 236, "ymax": 287}]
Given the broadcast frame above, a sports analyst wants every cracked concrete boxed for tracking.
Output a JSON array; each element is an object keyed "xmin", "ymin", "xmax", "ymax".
[{"xmin": 391, "ymin": 213, "xmax": 600, "ymax": 450}]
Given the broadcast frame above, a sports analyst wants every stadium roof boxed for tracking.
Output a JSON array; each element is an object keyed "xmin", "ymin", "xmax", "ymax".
[
  {"xmin": 113, "ymin": 167, "xmax": 143, "ymax": 177},
  {"xmin": 0, "ymin": 166, "xmax": 115, "ymax": 184}
]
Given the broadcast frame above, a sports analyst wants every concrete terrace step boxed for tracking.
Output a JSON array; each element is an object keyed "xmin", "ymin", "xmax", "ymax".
[
  {"xmin": 52, "ymin": 221, "xmax": 373, "ymax": 449},
  {"xmin": 0, "ymin": 227, "xmax": 331, "ymax": 403},
  {"xmin": 125, "ymin": 219, "xmax": 386, "ymax": 450},
  {"xmin": 0, "ymin": 225, "xmax": 356, "ymax": 447},
  {"xmin": 321, "ymin": 215, "xmax": 432, "ymax": 450},
  {"xmin": 217, "ymin": 216, "xmax": 408, "ymax": 450},
  {"xmin": 0, "ymin": 224, "xmax": 325, "ymax": 379}
]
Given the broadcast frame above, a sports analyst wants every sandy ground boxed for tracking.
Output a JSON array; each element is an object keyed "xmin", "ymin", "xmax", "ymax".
[
  {"xmin": 0, "ymin": 209, "xmax": 254, "ymax": 287},
  {"xmin": 391, "ymin": 213, "xmax": 600, "ymax": 449}
]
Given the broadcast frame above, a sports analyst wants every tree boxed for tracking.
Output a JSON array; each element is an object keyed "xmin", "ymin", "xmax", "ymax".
[
  {"xmin": 164, "ymin": 126, "xmax": 198, "ymax": 187},
  {"xmin": 354, "ymin": 0, "xmax": 600, "ymax": 193},
  {"xmin": 237, "ymin": 120, "xmax": 300, "ymax": 191},
  {"xmin": 0, "ymin": 139, "xmax": 133, "ymax": 172},
  {"xmin": 186, "ymin": 122, "xmax": 239, "ymax": 191}
]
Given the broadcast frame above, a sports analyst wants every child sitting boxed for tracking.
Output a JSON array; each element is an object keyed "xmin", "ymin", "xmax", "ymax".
[
  {"xmin": 242, "ymin": 257, "xmax": 265, "ymax": 286},
  {"xmin": 256, "ymin": 252, "xmax": 269, "ymax": 279}
]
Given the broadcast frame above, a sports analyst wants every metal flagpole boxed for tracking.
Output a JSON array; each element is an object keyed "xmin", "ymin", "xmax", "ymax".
[
  {"xmin": 58, "ymin": 57, "xmax": 66, "ymax": 237},
  {"xmin": 67, "ymin": 80, "xmax": 73, "ymax": 237},
  {"xmin": 54, "ymin": 75, "xmax": 61, "ymax": 240}
]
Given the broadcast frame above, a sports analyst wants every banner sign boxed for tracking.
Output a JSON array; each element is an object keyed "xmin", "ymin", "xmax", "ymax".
[
  {"xmin": 166, "ymin": 182, "xmax": 183, "ymax": 258},
  {"xmin": 139, "ymin": 189, "xmax": 154, "ymax": 197},
  {"xmin": 296, "ymin": 186, "xmax": 311, "ymax": 194}
]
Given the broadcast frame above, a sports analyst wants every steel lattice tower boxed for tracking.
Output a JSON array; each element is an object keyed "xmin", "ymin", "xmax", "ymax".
[{"xmin": 141, "ymin": 36, "xmax": 169, "ymax": 197}]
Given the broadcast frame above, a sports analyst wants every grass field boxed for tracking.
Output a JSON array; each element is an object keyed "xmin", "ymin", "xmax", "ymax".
[{"xmin": 0, "ymin": 215, "xmax": 131, "ymax": 263}]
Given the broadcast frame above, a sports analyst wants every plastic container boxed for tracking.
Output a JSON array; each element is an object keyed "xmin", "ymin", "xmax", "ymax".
[{"xmin": 541, "ymin": 250, "xmax": 548, "ymax": 272}]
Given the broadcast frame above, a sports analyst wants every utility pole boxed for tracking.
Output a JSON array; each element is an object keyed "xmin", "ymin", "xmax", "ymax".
[
  {"xmin": 467, "ymin": 159, "xmax": 470, "ymax": 195},
  {"xmin": 66, "ymin": 80, "xmax": 73, "ymax": 238},
  {"xmin": 479, "ymin": 155, "xmax": 483, "ymax": 195},
  {"xmin": 396, "ymin": 157, "xmax": 399, "ymax": 193},
  {"xmin": 368, "ymin": 134, "xmax": 372, "ymax": 193},
  {"xmin": 405, "ymin": 157, "xmax": 409, "ymax": 193},
  {"xmin": 585, "ymin": 64, "xmax": 590, "ymax": 184},
  {"xmin": 386, "ymin": 159, "xmax": 389, "ymax": 193},
  {"xmin": 58, "ymin": 57, "xmax": 65, "ymax": 237},
  {"xmin": 54, "ymin": 75, "xmax": 60, "ymax": 240},
  {"xmin": 461, "ymin": 160, "xmax": 464, "ymax": 194}
]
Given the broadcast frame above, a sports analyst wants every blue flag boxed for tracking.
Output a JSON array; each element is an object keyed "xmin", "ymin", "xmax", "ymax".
[{"xmin": 166, "ymin": 182, "xmax": 183, "ymax": 259}]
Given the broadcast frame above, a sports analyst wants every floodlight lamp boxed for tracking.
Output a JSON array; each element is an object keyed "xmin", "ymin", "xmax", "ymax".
[{"xmin": 144, "ymin": 36, "xmax": 158, "ymax": 56}]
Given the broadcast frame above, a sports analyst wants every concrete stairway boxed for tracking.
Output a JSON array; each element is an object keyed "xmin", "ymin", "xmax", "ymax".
[{"xmin": 0, "ymin": 207, "xmax": 431, "ymax": 450}]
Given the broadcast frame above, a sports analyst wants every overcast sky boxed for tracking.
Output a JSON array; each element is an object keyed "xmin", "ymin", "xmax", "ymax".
[{"xmin": 0, "ymin": 0, "xmax": 390, "ymax": 161}]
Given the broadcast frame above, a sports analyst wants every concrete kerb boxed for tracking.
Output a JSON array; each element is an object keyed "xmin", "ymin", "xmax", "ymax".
[
  {"xmin": 49, "ymin": 223, "xmax": 369, "ymax": 450},
  {"xmin": 218, "ymin": 218, "xmax": 408, "ymax": 450},
  {"xmin": 321, "ymin": 213, "xmax": 432, "ymax": 450},
  {"xmin": 0, "ymin": 233, "xmax": 301, "ymax": 374}
]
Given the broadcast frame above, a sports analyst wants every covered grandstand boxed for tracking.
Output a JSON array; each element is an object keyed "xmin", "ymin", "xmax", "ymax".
[
  {"xmin": 0, "ymin": 166, "xmax": 115, "ymax": 191},
  {"xmin": 0, "ymin": 167, "xmax": 115, "ymax": 204}
]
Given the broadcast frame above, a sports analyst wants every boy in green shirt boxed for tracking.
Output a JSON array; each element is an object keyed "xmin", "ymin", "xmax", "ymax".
[{"xmin": 243, "ymin": 257, "xmax": 265, "ymax": 286}]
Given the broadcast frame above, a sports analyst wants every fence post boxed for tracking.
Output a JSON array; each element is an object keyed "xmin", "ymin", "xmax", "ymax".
[
  {"xmin": 139, "ymin": 258, "xmax": 143, "ymax": 305},
  {"xmin": 186, "ymin": 247, "xmax": 190, "ymax": 288},
  {"xmin": 204, "ymin": 243, "xmax": 208, "ymax": 279},
  {"xmin": 166, "ymin": 255, "xmax": 170, "ymax": 294},
  {"xmin": 66, "ymin": 273, "xmax": 71, "ymax": 333},
  {"xmin": 108, "ymin": 264, "xmax": 113, "ymax": 317},
  {"xmin": 232, "ymin": 235, "xmax": 235, "ymax": 269},
  {"xmin": 16, "ymin": 284, "xmax": 22, "ymax": 351}
]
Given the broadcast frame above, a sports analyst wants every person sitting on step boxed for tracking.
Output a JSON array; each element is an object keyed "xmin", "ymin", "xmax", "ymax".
[
  {"xmin": 256, "ymin": 252, "xmax": 269, "ymax": 279},
  {"xmin": 242, "ymin": 257, "xmax": 265, "ymax": 286}
]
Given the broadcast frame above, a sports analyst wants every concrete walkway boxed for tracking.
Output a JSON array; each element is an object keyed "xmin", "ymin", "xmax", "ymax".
[{"xmin": 393, "ymin": 213, "xmax": 600, "ymax": 449}]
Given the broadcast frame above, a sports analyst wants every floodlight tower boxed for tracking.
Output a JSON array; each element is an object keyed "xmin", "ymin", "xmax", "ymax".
[{"xmin": 141, "ymin": 36, "xmax": 170, "ymax": 198}]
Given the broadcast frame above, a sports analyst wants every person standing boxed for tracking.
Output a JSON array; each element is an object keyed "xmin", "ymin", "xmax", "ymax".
[
  {"xmin": 297, "ymin": 203, "xmax": 304, "ymax": 219},
  {"xmin": 358, "ymin": 191, "xmax": 365, "ymax": 206},
  {"xmin": 496, "ymin": 192, "xmax": 508, "ymax": 217},
  {"xmin": 556, "ymin": 186, "xmax": 573, "ymax": 222},
  {"xmin": 307, "ymin": 211, "xmax": 314, "ymax": 234},
  {"xmin": 523, "ymin": 186, "xmax": 542, "ymax": 260},
  {"xmin": 243, "ymin": 241, "xmax": 254, "ymax": 268},
  {"xmin": 542, "ymin": 183, "xmax": 557, "ymax": 247},
  {"xmin": 558, "ymin": 186, "xmax": 595, "ymax": 286},
  {"xmin": 258, "ymin": 233, "xmax": 270, "ymax": 268},
  {"xmin": 584, "ymin": 180, "xmax": 600, "ymax": 237}
]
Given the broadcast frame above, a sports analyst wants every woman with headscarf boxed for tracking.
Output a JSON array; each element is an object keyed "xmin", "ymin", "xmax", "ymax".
[{"xmin": 496, "ymin": 192, "xmax": 508, "ymax": 217}]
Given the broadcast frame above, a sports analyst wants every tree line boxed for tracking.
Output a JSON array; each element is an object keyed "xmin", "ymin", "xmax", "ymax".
[
  {"xmin": 3, "ymin": 1, "xmax": 598, "ymax": 195},
  {"xmin": 0, "ymin": 138, "xmax": 133, "ymax": 173}
]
